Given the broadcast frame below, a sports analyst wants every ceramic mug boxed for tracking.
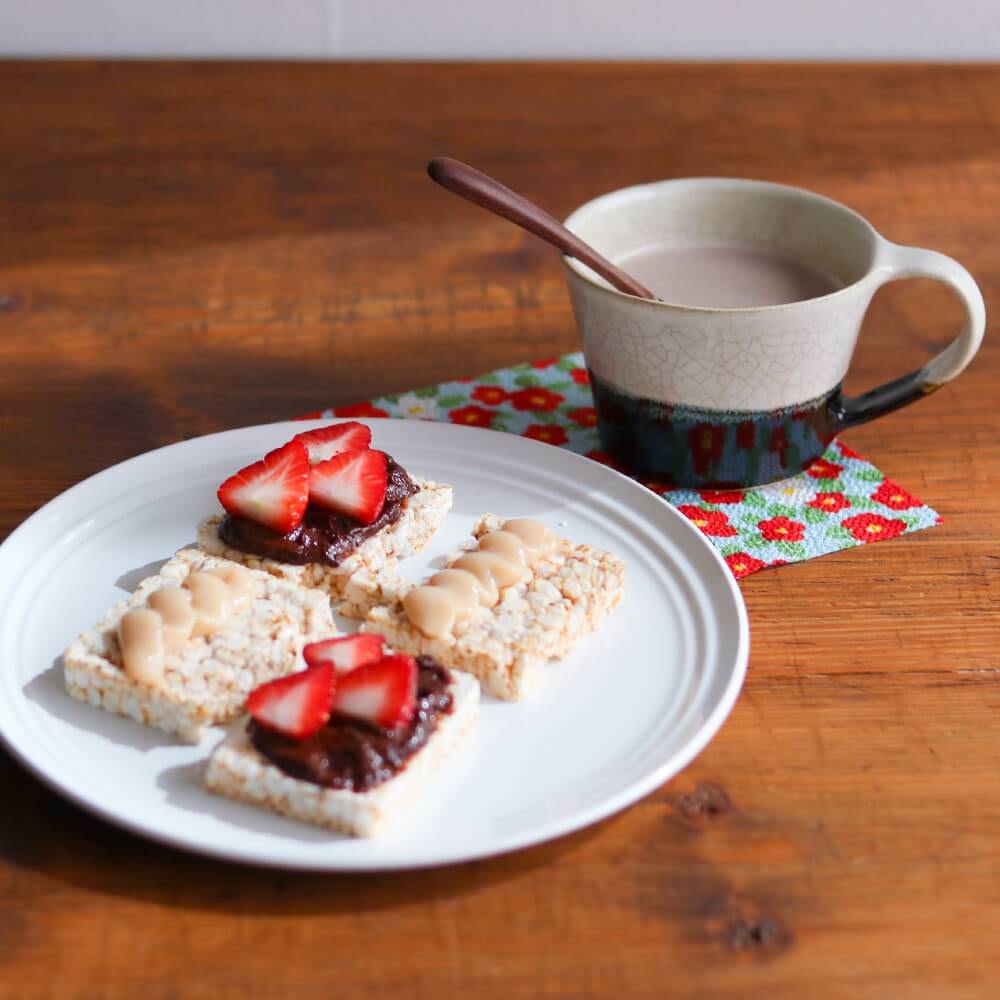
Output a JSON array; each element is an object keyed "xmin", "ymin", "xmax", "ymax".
[{"xmin": 562, "ymin": 178, "xmax": 986, "ymax": 487}]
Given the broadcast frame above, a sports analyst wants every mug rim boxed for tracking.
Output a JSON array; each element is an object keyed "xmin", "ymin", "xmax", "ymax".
[{"xmin": 562, "ymin": 176, "xmax": 882, "ymax": 315}]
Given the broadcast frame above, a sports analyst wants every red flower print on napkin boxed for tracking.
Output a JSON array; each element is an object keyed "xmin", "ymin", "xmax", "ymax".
[
  {"xmin": 872, "ymin": 478, "xmax": 921, "ymax": 511},
  {"xmin": 678, "ymin": 505, "xmax": 738, "ymax": 537},
  {"xmin": 807, "ymin": 457, "xmax": 844, "ymax": 479},
  {"xmin": 523, "ymin": 424, "xmax": 569, "ymax": 445},
  {"xmin": 333, "ymin": 401, "xmax": 389, "ymax": 418},
  {"xmin": 570, "ymin": 368, "xmax": 589, "ymax": 385},
  {"xmin": 758, "ymin": 516, "xmax": 806, "ymax": 542},
  {"xmin": 448, "ymin": 405, "xmax": 495, "ymax": 428},
  {"xmin": 725, "ymin": 552, "xmax": 767, "ymax": 578},
  {"xmin": 531, "ymin": 356, "xmax": 559, "ymax": 369},
  {"xmin": 471, "ymin": 385, "xmax": 510, "ymax": 406},
  {"xmin": 509, "ymin": 387, "xmax": 564, "ymax": 412},
  {"xmin": 842, "ymin": 513, "xmax": 907, "ymax": 542},
  {"xmin": 808, "ymin": 492, "xmax": 851, "ymax": 513},
  {"xmin": 567, "ymin": 406, "xmax": 598, "ymax": 427},
  {"xmin": 700, "ymin": 489, "xmax": 744, "ymax": 504}
]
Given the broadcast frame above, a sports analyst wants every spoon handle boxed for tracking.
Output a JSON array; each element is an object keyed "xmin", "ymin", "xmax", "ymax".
[{"xmin": 427, "ymin": 157, "xmax": 655, "ymax": 300}]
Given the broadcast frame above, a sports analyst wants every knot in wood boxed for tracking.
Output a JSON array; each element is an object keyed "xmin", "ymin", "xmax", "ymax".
[
  {"xmin": 724, "ymin": 914, "xmax": 790, "ymax": 954},
  {"xmin": 670, "ymin": 782, "xmax": 732, "ymax": 827}
]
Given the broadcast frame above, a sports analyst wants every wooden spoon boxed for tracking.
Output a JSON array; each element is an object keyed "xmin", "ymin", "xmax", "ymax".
[{"xmin": 427, "ymin": 157, "xmax": 656, "ymax": 300}]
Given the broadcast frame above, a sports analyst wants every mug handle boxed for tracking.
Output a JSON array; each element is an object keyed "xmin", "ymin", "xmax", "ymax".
[{"xmin": 830, "ymin": 242, "xmax": 986, "ymax": 430}]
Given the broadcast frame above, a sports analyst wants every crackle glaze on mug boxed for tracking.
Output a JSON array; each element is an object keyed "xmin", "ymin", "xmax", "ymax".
[{"xmin": 562, "ymin": 178, "xmax": 985, "ymax": 487}]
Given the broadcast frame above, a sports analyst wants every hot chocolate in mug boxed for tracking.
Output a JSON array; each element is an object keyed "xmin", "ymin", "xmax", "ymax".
[{"xmin": 562, "ymin": 178, "xmax": 985, "ymax": 487}]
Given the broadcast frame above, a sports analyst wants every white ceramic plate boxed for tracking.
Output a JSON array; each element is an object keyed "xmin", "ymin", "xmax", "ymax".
[{"xmin": 0, "ymin": 419, "xmax": 748, "ymax": 870}]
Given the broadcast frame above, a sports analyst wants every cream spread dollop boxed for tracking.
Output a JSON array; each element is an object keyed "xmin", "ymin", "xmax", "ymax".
[
  {"xmin": 403, "ymin": 518, "xmax": 556, "ymax": 639},
  {"xmin": 117, "ymin": 564, "xmax": 260, "ymax": 688}
]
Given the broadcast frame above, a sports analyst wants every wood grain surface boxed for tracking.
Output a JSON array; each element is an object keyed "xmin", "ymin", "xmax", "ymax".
[{"xmin": 1, "ymin": 61, "xmax": 997, "ymax": 999}]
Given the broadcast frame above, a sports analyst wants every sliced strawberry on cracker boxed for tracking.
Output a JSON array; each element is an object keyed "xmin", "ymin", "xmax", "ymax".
[
  {"xmin": 332, "ymin": 653, "xmax": 417, "ymax": 729},
  {"xmin": 309, "ymin": 449, "xmax": 389, "ymax": 525},
  {"xmin": 303, "ymin": 634, "xmax": 386, "ymax": 674},
  {"xmin": 293, "ymin": 421, "xmax": 372, "ymax": 464},
  {"xmin": 247, "ymin": 662, "xmax": 335, "ymax": 738},
  {"xmin": 217, "ymin": 439, "xmax": 310, "ymax": 534}
]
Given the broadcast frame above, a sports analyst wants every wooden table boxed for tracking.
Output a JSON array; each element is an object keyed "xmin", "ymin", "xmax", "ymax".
[{"xmin": 1, "ymin": 61, "xmax": 997, "ymax": 998}]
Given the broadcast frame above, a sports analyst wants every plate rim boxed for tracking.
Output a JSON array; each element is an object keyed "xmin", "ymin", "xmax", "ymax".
[{"xmin": 0, "ymin": 418, "xmax": 749, "ymax": 870}]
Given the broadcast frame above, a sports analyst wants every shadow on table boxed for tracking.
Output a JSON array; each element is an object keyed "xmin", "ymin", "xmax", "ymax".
[
  {"xmin": 10, "ymin": 659, "xmax": 614, "ymax": 915},
  {"xmin": 0, "ymin": 746, "xmax": 614, "ymax": 915}
]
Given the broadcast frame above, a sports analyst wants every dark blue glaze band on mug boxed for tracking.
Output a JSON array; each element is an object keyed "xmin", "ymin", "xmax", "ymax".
[
  {"xmin": 590, "ymin": 368, "xmax": 937, "ymax": 487},
  {"xmin": 590, "ymin": 373, "xmax": 838, "ymax": 486},
  {"xmin": 562, "ymin": 179, "xmax": 985, "ymax": 488}
]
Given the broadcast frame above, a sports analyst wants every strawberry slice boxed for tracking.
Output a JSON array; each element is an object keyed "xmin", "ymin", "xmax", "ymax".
[
  {"xmin": 303, "ymin": 634, "xmax": 386, "ymax": 674},
  {"xmin": 217, "ymin": 439, "xmax": 310, "ymax": 534},
  {"xmin": 309, "ymin": 449, "xmax": 388, "ymax": 525},
  {"xmin": 332, "ymin": 653, "xmax": 417, "ymax": 729},
  {"xmin": 293, "ymin": 421, "xmax": 372, "ymax": 464},
  {"xmin": 246, "ymin": 662, "xmax": 334, "ymax": 738}
]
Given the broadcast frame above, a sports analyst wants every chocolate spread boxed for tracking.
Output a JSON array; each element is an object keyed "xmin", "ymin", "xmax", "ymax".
[
  {"xmin": 249, "ymin": 656, "xmax": 453, "ymax": 792},
  {"xmin": 219, "ymin": 455, "xmax": 418, "ymax": 567}
]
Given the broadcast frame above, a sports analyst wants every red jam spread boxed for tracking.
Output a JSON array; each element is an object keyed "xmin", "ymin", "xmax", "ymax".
[
  {"xmin": 220, "ymin": 456, "xmax": 417, "ymax": 567},
  {"xmin": 249, "ymin": 657, "xmax": 453, "ymax": 792}
]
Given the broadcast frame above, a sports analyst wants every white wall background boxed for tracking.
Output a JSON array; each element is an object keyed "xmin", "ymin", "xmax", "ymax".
[{"xmin": 1, "ymin": 0, "xmax": 999, "ymax": 59}]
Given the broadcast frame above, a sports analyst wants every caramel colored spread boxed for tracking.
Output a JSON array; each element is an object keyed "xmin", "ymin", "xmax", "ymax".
[
  {"xmin": 249, "ymin": 656, "xmax": 453, "ymax": 792},
  {"xmin": 117, "ymin": 564, "xmax": 260, "ymax": 688},
  {"xmin": 403, "ymin": 518, "xmax": 556, "ymax": 638},
  {"xmin": 219, "ymin": 457, "xmax": 417, "ymax": 567},
  {"xmin": 118, "ymin": 609, "xmax": 163, "ymax": 688}
]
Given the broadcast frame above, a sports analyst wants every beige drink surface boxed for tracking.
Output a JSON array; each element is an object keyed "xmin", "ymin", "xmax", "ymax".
[{"xmin": 615, "ymin": 241, "xmax": 840, "ymax": 307}]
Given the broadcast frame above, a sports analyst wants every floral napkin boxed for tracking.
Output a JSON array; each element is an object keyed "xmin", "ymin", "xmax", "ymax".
[{"xmin": 301, "ymin": 352, "xmax": 939, "ymax": 580}]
